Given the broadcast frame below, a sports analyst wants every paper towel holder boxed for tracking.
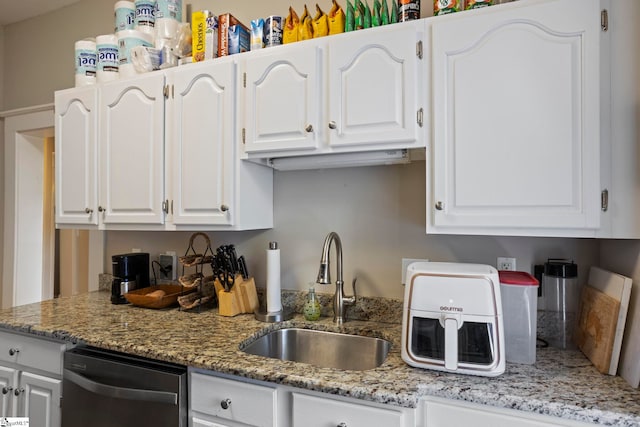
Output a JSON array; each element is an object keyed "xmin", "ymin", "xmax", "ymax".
[{"xmin": 254, "ymin": 305, "xmax": 293, "ymax": 323}]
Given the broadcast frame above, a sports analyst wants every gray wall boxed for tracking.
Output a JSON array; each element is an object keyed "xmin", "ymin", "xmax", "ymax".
[{"xmin": 1, "ymin": 0, "xmax": 615, "ymax": 301}]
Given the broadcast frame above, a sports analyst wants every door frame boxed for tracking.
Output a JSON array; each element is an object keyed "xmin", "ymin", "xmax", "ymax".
[{"xmin": 2, "ymin": 104, "xmax": 104, "ymax": 308}]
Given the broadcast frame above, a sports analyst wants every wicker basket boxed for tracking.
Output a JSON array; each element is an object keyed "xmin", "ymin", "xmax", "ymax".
[{"xmin": 125, "ymin": 284, "xmax": 196, "ymax": 309}]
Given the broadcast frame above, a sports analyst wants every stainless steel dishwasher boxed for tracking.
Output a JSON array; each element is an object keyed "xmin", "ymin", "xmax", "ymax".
[{"xmin": 62, "ymin": 346, "xmax": 187, "ymax": 427}]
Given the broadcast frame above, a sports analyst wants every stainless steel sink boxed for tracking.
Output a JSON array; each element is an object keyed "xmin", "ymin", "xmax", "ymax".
[{"xmin": 241, "ymin": 328, "xmax": 391, "ymax": 371}]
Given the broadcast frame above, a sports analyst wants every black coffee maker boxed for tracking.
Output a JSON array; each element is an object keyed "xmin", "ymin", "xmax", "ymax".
[{"xmin": 111, "ymin": 253, "xmax": 150, "ymax": 304}]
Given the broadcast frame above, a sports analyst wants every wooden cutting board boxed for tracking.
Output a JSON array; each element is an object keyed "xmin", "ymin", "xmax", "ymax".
[
  {"xmin": 574, "ymin": 285, "xmax": 621, "ymax": 374},
  {"xmin": 587, "ymin": 267, "xmax": 633, "ymax": 376}
]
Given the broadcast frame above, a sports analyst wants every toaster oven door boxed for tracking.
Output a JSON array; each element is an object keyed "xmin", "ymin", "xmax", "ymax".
[{"xmin": 410, "ymin": 317, "xmax": 496, "ymax": 365}]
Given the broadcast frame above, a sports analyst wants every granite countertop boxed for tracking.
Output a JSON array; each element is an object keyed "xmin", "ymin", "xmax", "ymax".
[{"xmin": 0, "ymin": 291, "xmax": 639, "ymax": 426}]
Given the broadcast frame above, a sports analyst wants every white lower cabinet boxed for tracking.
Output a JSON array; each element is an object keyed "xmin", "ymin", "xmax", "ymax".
[
  {"xmin": 421, "ymin": 397, "xmax": 594, "ymax": 427},
  {"xmin": 291, "ymin": 392, "xmax": 410, "ymax": 427},
  {"xmin": 189, "ymin": 369, "xmax": 413, "ymax": 427},
  {"xmin": 190, "ymin": 371, "xmax": 278, "ymax": 427},
  {"xmin": 0, "ymin": 331, "xmax": 69, "ymax": 427}
]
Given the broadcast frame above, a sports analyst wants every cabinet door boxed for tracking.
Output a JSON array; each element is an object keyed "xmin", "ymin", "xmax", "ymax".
[
  {"xmin": 244, "ymin": 43, "xmax": 322, "ymax": 154},
  {"xmin": 169, "ymin": 61, "xmax": 235, "ymax": 226},
  {"xmin": 18, "ymin": 372, "xmax": 61, "ymax": 427},
  {"xmin": 0, "ymin": 366, "xmax": 18, "ymax": 417},
  {"xmin": 328, "ymin": 22, "xmax": 423, "ymax": 148},
  {"xmin": 430, "ymin": 0, "xmax": 601, "ymax": 234},
  {"xmin": 54, "ymin": 86, "xmax": 99, "ymax": 226},
  {"xmin": 99, "ymin": 73, "xmax": 165, "ymax": 225},
  {"xmin": 292, "ymin": 392, "xmax": 405, "ymax": 427}
]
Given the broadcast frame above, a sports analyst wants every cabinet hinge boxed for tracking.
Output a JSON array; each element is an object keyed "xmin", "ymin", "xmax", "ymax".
[
  {"xmin": 242, "ymin": 128, "xmax": 246, "ymax": 144},
  {"xmin": 416, "ymin": 40, "xmax": 423, "ymax": 59},
  {"xmin": 601, "ymin": 189, "xmax": 609, "ymax": 212},
  {"xmin": 601, "ymin": 9, "xmax": 608, "ymax": 32},
  {"xmin": 417, "ymin": 108, "xmax": 424, "ymax": 127},
  {"xmin": 243, "ymin": 72, "xmax": 247, "ymax": 88}
]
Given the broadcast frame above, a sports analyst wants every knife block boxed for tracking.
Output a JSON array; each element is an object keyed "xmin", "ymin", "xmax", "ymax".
[{"xmin": 216, "ymin": 276, "xmax": 259, "ymax": 317}]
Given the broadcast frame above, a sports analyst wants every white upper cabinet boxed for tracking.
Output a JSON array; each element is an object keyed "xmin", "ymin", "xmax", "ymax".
[
  {"xmin": 99, "ymin": 73, "xmax": 166, "ymax": 225},
  {"xmin": 244, "ymin": 44, "xmax": 321, "ymax": 154},
  {"xmin": 54, "ymin": 86, "xmax": 98, "ymax": 227},
  {"xmin": 428, "ymin": 0, "xmax": 602, "ymax": 236},
  {"xmin": 243, "ymin": 20, "xmax": 425, "ymax": 160},
  {"xmin": 168, "ymin": 60, "xmax": 235, "ymax": 226},
  {"xmin": 55, "ymin": 59, "xmax": 272, "ymax": 231},
  {"xmin": 328, "ymin": 23, "xmax": 421, "ymax": 148}
]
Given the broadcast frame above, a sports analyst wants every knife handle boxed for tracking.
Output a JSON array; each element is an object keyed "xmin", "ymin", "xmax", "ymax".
[{"xmin": 238, "ymin": 256, "xmax": 249, "ymax": 279}]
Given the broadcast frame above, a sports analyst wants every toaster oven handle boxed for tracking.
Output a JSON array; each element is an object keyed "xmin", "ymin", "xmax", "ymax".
[{"xmin": 444, "ymin": 318, "xmax": 458, "ymax": 371}]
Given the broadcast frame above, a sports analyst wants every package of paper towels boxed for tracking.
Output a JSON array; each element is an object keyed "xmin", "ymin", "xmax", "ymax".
[{"xmin": 74, "ymin": 39, "xmax": 96, "ymax": 87}]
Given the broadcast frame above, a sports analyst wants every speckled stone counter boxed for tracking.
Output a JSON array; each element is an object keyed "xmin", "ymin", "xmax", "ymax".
[{"xmin": 1, "ymin": 291, "xmax": 639, "ymax": 426}]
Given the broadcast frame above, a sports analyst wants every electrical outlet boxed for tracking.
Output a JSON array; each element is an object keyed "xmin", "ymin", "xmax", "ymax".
[
  {"xmin": 497, "ymin": 257, "xmax": 517, "ymax": 271},
  {"xmin": 402, "ymin": 258, "xmax": 429, "ymax": 285},
  {"xmin": 158, "ymin": 253, "xmax": 177, "ymax": 281}
]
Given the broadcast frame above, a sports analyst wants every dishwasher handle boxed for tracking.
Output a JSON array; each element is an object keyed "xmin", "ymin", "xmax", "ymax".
[{"xmin": 64, "ymin": 369, "xmax": 178, "ymax": 405}]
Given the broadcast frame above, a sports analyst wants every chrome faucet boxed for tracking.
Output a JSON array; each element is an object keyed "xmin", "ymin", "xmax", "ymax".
[{"xmin": 316, "ymin": 232, "xmax": 356, "ymax": 325}]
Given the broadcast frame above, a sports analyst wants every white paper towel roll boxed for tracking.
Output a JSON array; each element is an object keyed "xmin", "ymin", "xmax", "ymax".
[
  {"xmin": 266, "ymin": 242, "xmax": 282, "ymax": 313},
  {"xmin": 96, "ymin": 34, "xmax": 119, "ymax": 83},
  {"xmin": 74, "ymin": 39, "xmax": 96, "ymax": 87}
]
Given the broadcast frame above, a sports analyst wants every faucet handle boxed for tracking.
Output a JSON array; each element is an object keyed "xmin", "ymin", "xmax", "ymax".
[{"xmin": 344, "ymin": 276, "xmax": 357, "ymax": 307}]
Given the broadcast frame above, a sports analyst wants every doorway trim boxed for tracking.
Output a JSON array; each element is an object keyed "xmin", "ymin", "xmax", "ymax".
[{"xmin": 2, "ymin": 104, "xmax": 104, "ymax": 308}]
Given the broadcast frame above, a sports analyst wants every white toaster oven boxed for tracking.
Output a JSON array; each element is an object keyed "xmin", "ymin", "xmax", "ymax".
[{"xmin": 401, "ymin": 262, "xmax": 505, "ymax": 377}]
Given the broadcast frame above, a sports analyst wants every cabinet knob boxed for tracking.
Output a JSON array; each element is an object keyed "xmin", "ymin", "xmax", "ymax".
[
  {"xmin": 435, "ymin": 201, "xmax": 444, "ymax": 211},
  {"xmin": 85, "ymin": 208, "xmax": 93, "ymax": 214},
  {"xmin": 220, "ymin": 204, "xmax": 229, "ymax": 212},
  {"xmin": 220, "ymin": 398, "xmax": 232, "ymax": 410},
  {"xmin": 337, "ymin": 423, "xmax": 347, "ymax": 427},
  {"xmin": 1, "ymin": 386, "xmax": 12, "ymax": 395},
  {"xmin": 98, "ymin": 206, "xmax": 104, "ymax": 212},
  {"xmin": 14, "ymin": 387, "xmax": 24, "ymax": 396},
  {"xmin": 8, "ymin": 348, "xmax": 19, "ymax": 356},
  {"xmin": 328, "ymin": 121, "xmax": 337, "ymax": 130},
  {"xmin": 305, "ymin": 124, "xmax": 314, "ymax": 133}
]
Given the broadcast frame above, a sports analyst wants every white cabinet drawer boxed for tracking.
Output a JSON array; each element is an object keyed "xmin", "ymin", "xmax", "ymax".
[
  {"xmin": 0, "ymin": 331, "xmax": 67, "ymax": 376},
  {"xmin": 423, "ymin": 398, "xmax": 594, "ymax": 427},
  {"xmin": 292, "ymin": 392, "xmax": 405, "ymax": 427},
  {"xmin": 190, "ymin": 372, "xmax": 277, "ymax": 427}
]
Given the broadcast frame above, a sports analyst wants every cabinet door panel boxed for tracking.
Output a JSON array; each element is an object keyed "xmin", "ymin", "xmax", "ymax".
[
  {"xmin": 170, "ymin": 62, "xmax": 234, "ymax": 225},
  {"xmin": 329, "ymin": 23, "xmax": 421, "ymax": 148},
  {"xmin": 430, "ymin": 0, "xmax": 600, "ymax": 233},
  {"xmin": 20, "ymin": 371, "xmax": 61, "ymax": 427},
  {"xmin": 54, "ymin": 87, "xmax": 98, "ymax": 226},
  {"xmin": 0, "ymin": 366, "xmax": 18, "ymax": 417},
  {"xmin": 244, "ymin": 45, "xmax": 321, "ymax": 153},
  {"xmin": 100, "ymin": 74, "xmax": 165, "ymax": 224}
]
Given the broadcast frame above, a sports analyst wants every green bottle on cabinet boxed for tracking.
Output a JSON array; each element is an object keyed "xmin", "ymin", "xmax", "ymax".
[{"xmin": 303, "ymin": 285, "xmax": 322, "ymax": 321}]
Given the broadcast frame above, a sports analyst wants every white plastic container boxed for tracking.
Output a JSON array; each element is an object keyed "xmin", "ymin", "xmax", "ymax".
[{"xmin": 498, "ymin": 270, "xmax": 539, "ymax": 364}]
